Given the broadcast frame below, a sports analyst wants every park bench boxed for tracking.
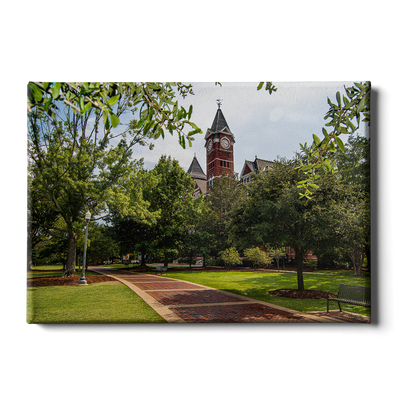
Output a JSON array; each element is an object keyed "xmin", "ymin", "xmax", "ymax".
[
  {"xmin": 155, "ymin": 266, "xmax": 168, "ymax": 275},
  {"xmin": 327, "ymin": 284, "xmax": 371, "ymax": 313}
]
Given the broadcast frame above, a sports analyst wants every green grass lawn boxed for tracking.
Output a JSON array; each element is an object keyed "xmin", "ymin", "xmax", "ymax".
[
  {"xmin": 27, "ymin": 272, "xmax": 166, "ymax": 324},
  {"xmin": 28, "ymin": 266, "xmax": 371, "ymax": 321},
  {"xmin": 163, "ymin": 270, "xmax": 371, "ymax": 316}
]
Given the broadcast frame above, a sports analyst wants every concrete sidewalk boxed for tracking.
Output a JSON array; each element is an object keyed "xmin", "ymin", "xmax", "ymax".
[{"xmin": 90, "ymin": 267, "xmax": 345, "ymax": 323}]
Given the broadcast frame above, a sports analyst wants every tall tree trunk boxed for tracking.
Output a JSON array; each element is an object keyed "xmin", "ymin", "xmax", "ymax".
[
  {"xmin": 27, "ymin": 231, "xmax": 33, "ymax": 272},
  {"xmin": 348, "ymin": 248, "xmax": 364, "ymax": 276},
  {"xmin": 140, "ymin": 251, "xmax": 146, "ymax": 267},
  {"xmin": 294, "ymin": 246, "xmax": 305, "ymax": 291},
  {"xmin": 163, "ymin": 252, "xmax": 169, "ymax": 268},
  {"xmin": 63, "ymin": 229, "xmax": 78, "ymax": 277},
  {"xmin": 365, "ymin": 243, "xmax": 371, "ymax": 271}
]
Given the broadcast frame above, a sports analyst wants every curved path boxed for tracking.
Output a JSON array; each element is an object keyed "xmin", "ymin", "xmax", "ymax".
[{"xmin": 90, "ymin": 267, "xmax": 340, "ymax": 323}]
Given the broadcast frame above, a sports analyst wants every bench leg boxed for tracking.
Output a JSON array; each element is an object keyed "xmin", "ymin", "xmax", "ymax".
[
  {"xmin": 338, "ymin": 301, "xmax": 342, "ymax": 312},
  {"xmin": 326, "ymin": 291, "xmax": 330, "ymax": 313}
]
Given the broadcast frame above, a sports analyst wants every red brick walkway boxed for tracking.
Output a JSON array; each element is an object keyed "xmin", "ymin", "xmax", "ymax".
[{"xmin": 90, "ymin": 267, "xmax": 352, "ymax": 323}]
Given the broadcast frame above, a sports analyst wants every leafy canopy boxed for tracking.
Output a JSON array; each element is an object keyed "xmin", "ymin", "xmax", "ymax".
[{"xmin": 27, "ymin": 82, "xmax": 201, "ymax": 149}]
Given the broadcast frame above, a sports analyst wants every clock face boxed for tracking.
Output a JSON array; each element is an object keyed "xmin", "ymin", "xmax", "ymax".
[
  {"xmin": 221, "ymin": 137, "xmax": 230, "ymax": 149},
  {"xmin": 207, "ymin": 140, "xmax": 212, "ymax": 151}
]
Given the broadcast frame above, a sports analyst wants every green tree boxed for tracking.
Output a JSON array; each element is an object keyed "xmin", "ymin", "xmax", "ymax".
[
  {"xmin": 313, "ymin": 179, "xmax": 369, "ymax": 278},
  {"xmin": 184, "ymin": 201, "xmax": 221, "ymax": 267},
  {"xmin": 336, "ymin": 135, "xmax": 370, "ymax": 272},
  {"xmin": 229, "ymin": 160, "xmax": 347, "ymax": 290},
  {"xmin": 204, "ymin": 173, "xmax": 245, "ymax": 256},
  {"xmin": 271, "ymin": 248, "xmax": 287, "ymax": 271},
  {"xmin": 148, "ymin": 155, "xmax": 203, "ymax": 267},
  {"xmin": 85, "ymin": 224, "xmax": 119, "ymax": 266},
  {"xmin": 28, "ymin": 98, "xmax": 160, "ymax": 276},
  {"xmin": 303, "ymin": 135, "xmax": 370, "ymax": 276}
]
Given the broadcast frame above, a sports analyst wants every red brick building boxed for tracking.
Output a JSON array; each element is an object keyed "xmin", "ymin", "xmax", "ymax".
[
  {"xmin": 204, "ymin": 105, "xmax": 235, "ymax": 191},
  {"xmin": 188, "ymin": 106, "xmax": 236, "ymax": 195}
]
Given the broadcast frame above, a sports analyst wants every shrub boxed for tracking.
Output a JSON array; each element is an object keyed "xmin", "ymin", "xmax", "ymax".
[
  {"xmin": 244, "ymin": 247, "xmax": 272, "ymax": 268},
  {"xmin": 307, "ymin": 259, "xmax": 318, "ymax": 270},
  {"xmin": 220, "ymin": 247, "xmax": 242, "ymax": 269}
]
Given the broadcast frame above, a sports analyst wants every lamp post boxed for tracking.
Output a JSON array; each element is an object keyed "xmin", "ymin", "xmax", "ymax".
[{"xmin": 77, "ymin": 211, "xmax": 91, "ymax": 286}]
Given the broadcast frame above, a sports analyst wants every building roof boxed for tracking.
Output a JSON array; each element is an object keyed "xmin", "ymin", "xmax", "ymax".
[
  {"xmin": 205, "ymin": 108, "xmax": 235, "ymax": 141},
  {"xmin": 210, "ymin": 108, "xmax": 230, "ymax": 133},
  {"xmin": 240, "ymin": 157, "xmax": 274, "ymax": 180},
  {"xmin": 254, "ymin": 158, "xmax": 274, "ymax": 173},
  {"xmin": 195, "ymin": 178, "xmax": 207, "ymax": 195},
  {"xmin": 187, "ymin": 155, "xmax": 206, "ymax": 180}
]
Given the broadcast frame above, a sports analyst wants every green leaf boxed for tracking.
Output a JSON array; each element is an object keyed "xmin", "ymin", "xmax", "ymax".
[
  {"xmin": 108, "ymin": 95, "xmax": 120, "ymax": 107},
  {"xmin": 313, "ymin": 134, "xmax": 321, "ymax": 146},
  {"xmin": 323, "ymin": 159, "xmax": 332, "ymax": 171},
  {"xmin": 355, "ymin": 82, "xmax": 367, "ymax": 91},
  {"xmin": 177, "ymin": 108, "xmax": 184, "ymax": 121},
  {"xmin": 29, "ymin": 83, "xmax": 43, "ymax": 102},
  {"xmin": 299, "ymin": 164, "xmax": 313, "ymax": 171},
  {"xmin": 52, "ymin": 82, "xmax": 62, "ymax": 100},
  {"xmin": 83, "ymin": 102, "xmax": 92, "ymax": 114},
  {"xmin": 328, "ymin": 142, "xmax": 336, "ymax": 152},
  {"xmin": 104, "ymin": 115, "xmax": 110, "ymax": 131},
  {"xmin": 79, "ymin": 96, "xmax": 85, "ymax": 113},
  {"xmin": 347, "ymin": 118, "xmax": 356, "ymax": 132},
  {"xmin": 257, "ymin": 82, "xmax": 264, "ymax": 90},
  {"xmin": 110, "ymin": 113, "xmax": 119, "ymax": 128},
  {"xmin": 44, "ymin": 98, "xmax": 52, "ymax": 112},
  {"xmin": 143, "ymin": 120, "xmax": 154, "ymax": 136},
  {"xmin": 147, "ymin": 82, "xmax": 161, "ymax": 90},
  {"xmin": 357, "ymin": 92, "xmax": 369, "ymax": 113},
  {"xmin": 188, "ymin": 104, "xmax": 193, "ymax": 119},
  {"xmin": 188, "ymin": 129, "xmax": 201, "ymax": 136},
  {"xmin": 334, "ymin": 135, "xmax": 345, "ymax": 152},
  {"xmin": 336, "ymin": 91, "xmax": 341, "ymax": 107},
  {"xmin": 308, "ymin": 183, "xmax": 319, "ymax": 189},
  {"xmin": 43, "ymin": 82, "xmax": 49, "ymax": 90},
  {"xmin": 148, "ymin": 107, "xmax": 154, "ymax": 121}
]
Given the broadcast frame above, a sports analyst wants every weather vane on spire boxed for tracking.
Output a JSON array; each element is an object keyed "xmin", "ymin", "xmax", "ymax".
[{"xmin": 216, "ymin": 99, "xmax": 223, "ymax": 109}]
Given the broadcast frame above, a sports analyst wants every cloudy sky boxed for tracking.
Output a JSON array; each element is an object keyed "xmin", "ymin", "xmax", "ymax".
[{"xmin": 121, "ymin": 82, "xmax": 369, "ymax": 174}]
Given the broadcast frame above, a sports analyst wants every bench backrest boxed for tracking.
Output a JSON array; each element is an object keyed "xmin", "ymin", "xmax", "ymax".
[{"xmin": 338, "ymin": 284, "xmax": 371, "ymax": 305}]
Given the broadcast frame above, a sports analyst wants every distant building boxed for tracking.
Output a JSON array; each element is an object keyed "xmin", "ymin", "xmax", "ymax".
[
  {"xmin": 188, "ymin": 105, "xmax": 272, "ymax": 192},
  {"xmin": 239, "ymin": 157, "xmax": 274, "ymax": 185},
  {"xmin": 187, "ymin": 155, "xmax": 207, "ymax": 198}
]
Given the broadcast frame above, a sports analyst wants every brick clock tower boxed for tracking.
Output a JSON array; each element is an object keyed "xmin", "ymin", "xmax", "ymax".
[{"xmin": 205, "ymin": 104, "xmax": 235, "ymax": 191}]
